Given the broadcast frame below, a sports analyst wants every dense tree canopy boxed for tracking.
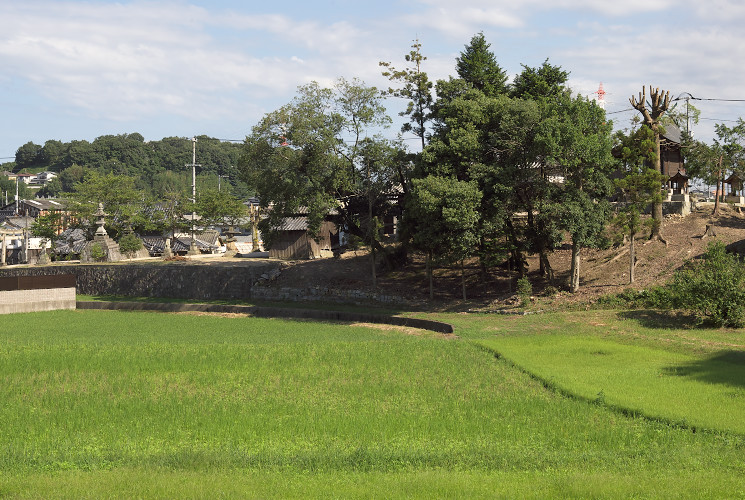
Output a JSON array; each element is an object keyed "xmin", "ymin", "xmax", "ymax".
[{"xmin": 240, "ymin": 78, "xmax": 403, "ymax": 255}]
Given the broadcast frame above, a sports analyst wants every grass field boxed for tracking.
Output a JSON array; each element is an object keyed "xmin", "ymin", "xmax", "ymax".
[{"xmin": 2, "ymin": 308, "xmax": 745, "ymax": 498}]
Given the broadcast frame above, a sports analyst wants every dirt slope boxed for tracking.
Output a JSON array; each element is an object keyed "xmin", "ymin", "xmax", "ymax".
[{"xmin": 264, "ymin": 204, "xmax": 745, "ymax": 310}]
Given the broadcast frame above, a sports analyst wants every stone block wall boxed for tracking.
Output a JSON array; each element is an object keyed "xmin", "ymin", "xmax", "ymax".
[
  {"xmin": 0, "ymin": 263, "xmax": 278, "ymax": 301},
  {"xmin": 0, "ymin": 263, "xmax": 412, "ymax": 306}
]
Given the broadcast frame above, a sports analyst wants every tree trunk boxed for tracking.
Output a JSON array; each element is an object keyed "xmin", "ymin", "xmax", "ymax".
[
  {"xmin": 461, "ymin": 260, "xmax": 467, "ymax": 301},
  {"xmin": 426, "ymin": 251, "xmax": 433, "ymax": 300},
  {"xmin": 629, "ymin": 232, "xmax": 636, "ymax": 284},
  {"xmin": 539, "ymin": 251, "xmax": 554, "ymax": 283},
  {"xmin": 650, "ymin": 200, "xmax": 666, "ymax": 244},
  {"xmin": 370, "ymin": 245, "xmax": 377, "ymax": 288},
  {"xmin": 649, "ymin": 126, "xmax": 665, "ymax": 242},
  {"xmin": 505, "ymin": 218, "xmax": 526, "ymax": 277},
  {"xmin": 714, "ymin": 157, "xmax": 723, "ymax": 217},
  {"xmin": 569, "ymin": 241, "xmax": 581, "ymax": 293}
]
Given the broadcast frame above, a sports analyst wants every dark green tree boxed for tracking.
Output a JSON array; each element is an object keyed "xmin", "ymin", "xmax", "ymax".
[
  {"xmin": 58, "ymin": 164, "xmax": 89, "ymax": 193},
  {"xmin": 538, "ymin": 95, "xmax": 615, "ymax": 291},
  {"xmin": 35, "ymin": 177, "xmax": 62, "ymax": 198},
  {"xmin": 39, "ymin": 140, "xmax": 67, "ymax": 171},
  {"xmin": 401, "ymin": 175, "xmax": 482, "ymax": 299},
  {"xmin": 455, "ymin": 32, "xmax": 508, "ymax": 97},
  {"xmin": 614, "ymin": 125, "xmax": 664, "ymax": 284},
  {"xmin": 14, "ymin": 142, "xmax": 42, "ymax": 171},
  {"xmin": 510, "ymin": 59, "xmax": 569, "ymax": 100}
]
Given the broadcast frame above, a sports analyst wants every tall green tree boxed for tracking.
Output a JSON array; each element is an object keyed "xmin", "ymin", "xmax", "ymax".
[
  {"xmin": 455, "ymin": 32, "xmax": 508, "ymax": 97},
  {"xmin": 30, "ymin": 211, "xmax": 64, "ymax": 263},
  {"xmin": 539, "ymin": 95, "xmax": 615, "ymax": 291},
  {"xmin": 195, "ymin": 188, "xmax": 246, "ymax": 229},
  {"xmin": 240, "ymin": 78, "xmax": 398, "ymax": 260},
  {"xmin": 380, "ymin": 39, "xmax": 434, "ymax": 151},
  {"xmin": 401, "ymin": 175, "xmax": 482, "ymax": 299},
  {"xmin": 14, "ymin": 142, "xmax": 42, "ymax": 171},
  {"xmin": 683, "ymin": 119, "xmax": 745, "ymax": 216},
  {"xmin": 66, "ymin": 171, "xmax": 144, "ymax": 239},
  {"xmin": 614, "ymin": 125, "xmax": 664, "ymax": 284}
]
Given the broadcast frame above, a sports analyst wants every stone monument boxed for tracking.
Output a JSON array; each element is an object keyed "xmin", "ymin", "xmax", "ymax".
[{"xmin": 81, "ymin": 203, "xmax": 122, "ymax": 262}]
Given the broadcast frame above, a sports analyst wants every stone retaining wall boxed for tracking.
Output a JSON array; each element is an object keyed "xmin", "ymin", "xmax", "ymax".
[
  {"xmin": 0, "ymin": 264, "xmax": 413, "ymax": 307},
  {"xmin": 0, "ymin": 264, "xmax": 275, "ymax": 300}
]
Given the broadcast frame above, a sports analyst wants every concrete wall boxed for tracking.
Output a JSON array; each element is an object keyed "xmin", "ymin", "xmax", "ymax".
[{"xmin": 0, "ymin": 287, "xmax": 75, "ymax": 314}]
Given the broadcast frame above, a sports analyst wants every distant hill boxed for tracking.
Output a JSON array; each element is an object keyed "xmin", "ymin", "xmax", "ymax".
[{"xmin": 6, "ymin": 134, "xmax": 250, "ymax": 197}]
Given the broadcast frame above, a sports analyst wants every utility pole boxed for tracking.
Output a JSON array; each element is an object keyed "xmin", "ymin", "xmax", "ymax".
[{"xmin": 186, "ymin": 137, "xmax": 201, "ymax": 255}]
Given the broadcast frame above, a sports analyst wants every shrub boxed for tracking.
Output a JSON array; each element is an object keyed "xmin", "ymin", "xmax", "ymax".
[
  {"xmin": 118, "ymin": 233, "xmax": 143, "ymax": 258},
  {"xmin": 668, "ymin": 241, "xmax": 745, "ymax": 327},
  {"xmin": 516, "ymin": 277, "xmax": 533, "ymax": 305},
  {"xmin": 596, "ymin": 286, "xmax": 672, "ymax": 309},
  {"xmin": 90, "ymin": 242, "xmax": 106, "ymax": 262},
  {"xmin": 543, "ymin": 285, "xmax": 559, "ymax": 297}
]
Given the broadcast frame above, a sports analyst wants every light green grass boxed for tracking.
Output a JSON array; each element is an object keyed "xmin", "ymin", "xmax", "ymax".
[
  {"xmin": 477, "ymin": 334, "xmax": 745, "ymax": 433},
  {"xmin": 2, "ymin": 309, "xmax": 745, "ymax": 498},
  {"xmin": 5, "ymin": 469, "xmax": 745, "ymax": 499}
]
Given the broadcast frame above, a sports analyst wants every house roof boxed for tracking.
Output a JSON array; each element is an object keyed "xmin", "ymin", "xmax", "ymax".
[
  {"xmin": 21, "ymin": 198, "xmax": 67, "ymax": 210},
  {"xmin": 141, "ymin": 235, "xmax": 219, "ymax": 255},
  {"xmin": 662, "ymin": 123, "xmax": 682, "ymax": 144},
  {"xmin": 725, "ymin": 172, "xmax": 743, "ymax": 184},
  {"xmin": 277, "ymin": 217, "xmax": 309, "ymax": 231},
  {"xmin": 1, "ymin": 216, "xmax": 34, "ymax": 229}
]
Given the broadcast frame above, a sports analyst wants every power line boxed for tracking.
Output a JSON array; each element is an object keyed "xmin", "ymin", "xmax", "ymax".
[{"xmin": 673, "ymin": 95, "xmax": 745, "ymax": 103}]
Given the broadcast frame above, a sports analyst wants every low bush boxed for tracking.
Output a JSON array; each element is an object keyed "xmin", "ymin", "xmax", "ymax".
[
  {"xmin": 516, "ymin": 277, "xmax": 532, "ymax": 305},
  {"xmin": 90, "ymin": 242, "xmax": 106, "ymax": 262},
  {"xmin": 118, "ymin": 233, "xmax": 143, "ymax": 258},
  {"xmin": 668, "ymin": 241, "xmax": 745, "ymax": 327},
  {"xmin": 597, "ymin": 286, "xmax": 672, "ymax": 309}
]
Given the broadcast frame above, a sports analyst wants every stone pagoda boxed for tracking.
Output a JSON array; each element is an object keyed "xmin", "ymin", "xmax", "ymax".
[{"xmin": 81, "ymin": 203, "xmax": 122, "ymax": 262}]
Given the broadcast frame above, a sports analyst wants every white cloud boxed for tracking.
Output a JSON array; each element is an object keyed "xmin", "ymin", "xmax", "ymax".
[{"xmin": 0, "ymin": 2, "xmax": 364, "ymax": 122}]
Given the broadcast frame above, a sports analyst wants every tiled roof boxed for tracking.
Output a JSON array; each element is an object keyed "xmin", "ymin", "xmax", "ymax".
[
  {"xmin": 277, "ymin": 217, "xmax": 309, "ymax": 231},
  {"xmin": 141, "ymin": 235, "xmax": 219, "ymax": 255}
]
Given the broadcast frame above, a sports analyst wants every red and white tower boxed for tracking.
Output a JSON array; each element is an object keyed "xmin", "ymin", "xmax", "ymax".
[{"xmin": 593, "ymin": 82, "xmax": 606, "ymax": 109}]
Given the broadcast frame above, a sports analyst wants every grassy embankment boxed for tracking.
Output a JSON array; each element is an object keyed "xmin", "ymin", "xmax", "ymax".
[{"xmin": 1, "ymin": 308, "xmax": 745, "ymax": 498}]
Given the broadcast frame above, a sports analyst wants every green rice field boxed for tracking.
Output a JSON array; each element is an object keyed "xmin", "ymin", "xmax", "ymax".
[{"xmin": 2, "ymin": 308, "xmax": 745, "ymax": 498}]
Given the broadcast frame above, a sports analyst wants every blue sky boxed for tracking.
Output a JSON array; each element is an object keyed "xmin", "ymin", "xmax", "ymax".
[{"xmin": 1, "ymin": 0, "xmax": 744, "ymax": 161}]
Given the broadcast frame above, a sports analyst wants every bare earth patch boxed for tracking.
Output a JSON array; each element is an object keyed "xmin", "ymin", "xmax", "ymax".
[
  {"xmin": 174, "ymin": 311, "xmax": 251, "ymax": 319},
  {"xmin": 350, "ymin": 322, "xmax": 459, "ymax": 339}
]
